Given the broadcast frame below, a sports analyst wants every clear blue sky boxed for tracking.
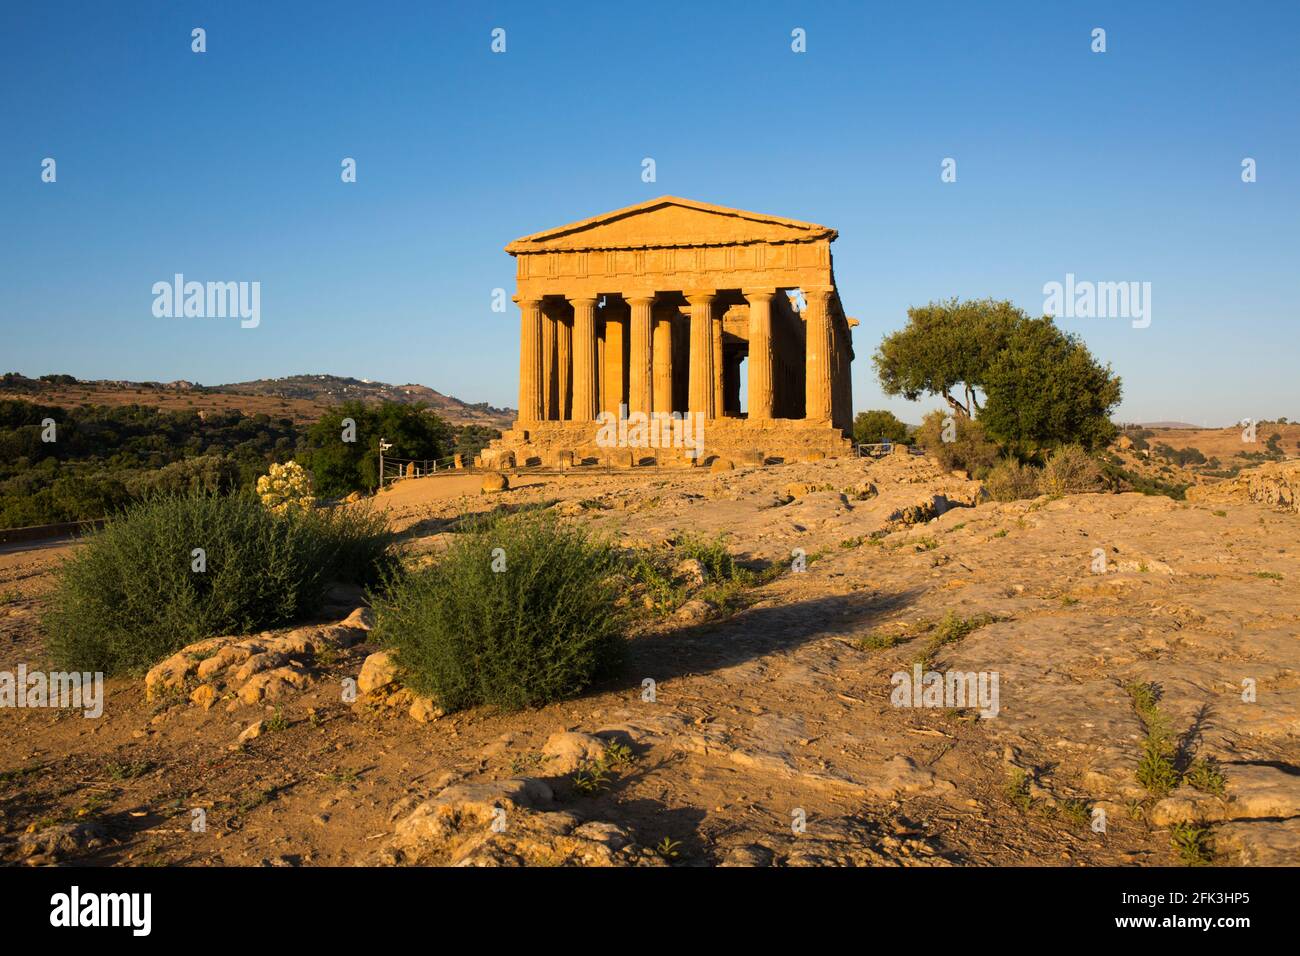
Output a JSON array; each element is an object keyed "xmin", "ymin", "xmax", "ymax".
[{"xmin": 3, "ymin": 0, "xmax": 1297, "ymax": 425}]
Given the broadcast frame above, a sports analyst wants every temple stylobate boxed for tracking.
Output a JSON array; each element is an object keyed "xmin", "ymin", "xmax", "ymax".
[{"xmin": 484, "ymin": 197, "xmax": 856, "ymax": 467}]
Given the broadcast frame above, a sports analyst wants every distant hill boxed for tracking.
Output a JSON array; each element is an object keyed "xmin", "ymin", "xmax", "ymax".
[
  {"xmin": 211, "ymin": 375, "xmax": 514, "ymax": 427},
  {"xmin": 0, "ymin": 372, "xmax": 515, "ymax": 429},
  {"xmin": 1134, "ymin": 421, "xmax": 1206, "ymax": 430}
]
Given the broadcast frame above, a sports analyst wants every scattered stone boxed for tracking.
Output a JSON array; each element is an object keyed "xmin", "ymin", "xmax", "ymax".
[
  {"xmin": 541, "ymin": 731, "xmax": 609, "ymax": 774},
  {"xmin": 1149, "ymin": 790, "xmax": 1226, "ymax": 826},
  {"xmin": 674, "ymin": 558, "xmax": 706, "ymax": 588},
  {"xmin": 481, "ymin": 472, "xmax": 510, "ymax": 493},
  {"xmin": 853, "ymin": 481, "xmax": 878, "ymax": 500},
  {"xmin": 190, "ymin": 684, "xmax": 217, "ymax": 711},
  {"xmin": 674, "ymin": 598, "xmax": 714, "ymax": 624},
  {"xmin": 17, "ymin": 822, "xmax": 107, "ymax": 861},
  {"xmin": 409, "ymin": 695, "xmax": 444, "ymax": 723},
  {"xmin": 719, "ymin": 844, "xmax": 775, "ymax": 867},
  {"xmin": 144, "ymin": 608, "xmax": 370, "ymax": 708},
  {"xmin": 377, "ymin": 776, "xmax": 660, "ymax": 867},
  {"xmin": 1214, "ymin": 818, "xmax": 1300, "ymax": 866},
  {"xmin": 239, "ymin": 665, "xmax": 310, "ymax": 704},
  {"xmin": 862, "ymin": 756, "xmax": 954, "ymax": 800},
  {"xmin": 1223, "ymin": 764, "xmax": 1300, "ymax": 819},
  {"xmin": 340, "ymin": 607, "xmax": 375, "ymax": 631},
  {"xmin": 358, "ymin": 651, "xmax": 399, "ymax": 696},
  {"xmin": 237, "ymin": 720, "xmax": 265, "ymax": 743}
]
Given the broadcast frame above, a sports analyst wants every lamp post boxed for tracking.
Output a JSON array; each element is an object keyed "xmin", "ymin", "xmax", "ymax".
[{"xmin": 378, "ymin": 438, "xmax": 393, "ymax": 489}]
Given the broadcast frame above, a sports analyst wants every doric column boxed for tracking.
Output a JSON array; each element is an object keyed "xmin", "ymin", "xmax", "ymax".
[
  {"xmin": 557, "ymin": 315, "xmax": 572, "ymax": 420},
  {"xmin": 517, "ymin": 298, "xmax": 543, "ymax": 423},
  {"xmin": 542, "ymin": 309, "xmax": 557, "ymax": 420},
  {"xmin": 627, "ymin": 295, "xmax": 655, "ymax": 415},
  {"xmin": 744, "ymin": 289, "xmax": 775, "ymax": 419},
  {"xmin": 652, "ymin": 308, "xmax": 674, "ymax": 415},
  {"xmin": 841, "ymin": 326, "xmax": 854, "ymax": 429},
  {"xmin": 569, "ymin": 296, "xmax": 598, "ymax": 421},
  {"xmin": 686, "ymin": 291, "xmax": 716, "ymax": 419},
  {"xmin": 804, "ymin": 287, "xmax": 833, "ymax": 422},
  {"xmin": 712, "ymin": 313, "xmax": 724, "ymax": 415},
  {"xmin": 833, "ymin": 321, "xmax": 849, "ymax": 429},
  {"xmin": 604, "ymin": 311, "xmax": 625, "ymax": 416},
  {"xmin": 597, "ymin": 321, "xmax": 607, "ymax": 413},
  {"xmin": 829, "ymin": 323, "xmax": 841, "ymax": 428}
]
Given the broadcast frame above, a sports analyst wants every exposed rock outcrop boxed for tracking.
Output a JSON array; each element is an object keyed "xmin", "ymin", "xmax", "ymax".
[{"xmin": 1187, "ymin": 460, "xmax": 1300, "ymax": 513}]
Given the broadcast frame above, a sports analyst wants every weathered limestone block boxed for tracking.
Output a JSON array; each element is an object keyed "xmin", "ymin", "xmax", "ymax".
[
  {"xmin": 196, "ymin": 643, "xmax": 259, "ymax": 681},
  {"xmin": 358, "ymin": 650, "xmax": 399, "ymax": 696},
  {"xmin": 238, "ymin": 664, "xmax": 310, "ymax": 704},
  {"xmin": 190, "ymin": 683, "xmax": 217, "ymax": 710},
  {"xmin": 338, "ymin": 607, "xmax": 374, "ymax": 632},
  {"xmin": 232, "ymin": 651, "xmax": 290, "ymax": 684},
  {"xmin": 409, "ymin": 696, "xmax": 444, "ymax": 723},
  {"xmin": 1187, "ymin": 460, "xmax": 1300, "ymax": 513},
  {"xmin": 479, "ymin": 448, "xmax": 515, "ymax": 470},
  {"xmin": 541, "ymin": 731, "xmax": 610, "ymax": 774},
  {"xmin": 145, "ymin": 636, "xmax": 234, "ymax": 699},
  {"xmin": 377, "ymin": 776, "xmax": 663, "ymax": 867},
  {"xmin": 143, "ymin": 610, "xmax": 371, "ymax": 708}
]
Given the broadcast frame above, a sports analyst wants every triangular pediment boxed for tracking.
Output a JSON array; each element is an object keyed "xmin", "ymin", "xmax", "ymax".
[{"xmin": 505, "ymin": 197, "xmax": 836, "ymax": 253}]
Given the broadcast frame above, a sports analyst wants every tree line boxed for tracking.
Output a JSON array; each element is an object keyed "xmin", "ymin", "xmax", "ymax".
[{"xmin": 0, "ymin": 398, "xmax": 496, "ymax": 529}]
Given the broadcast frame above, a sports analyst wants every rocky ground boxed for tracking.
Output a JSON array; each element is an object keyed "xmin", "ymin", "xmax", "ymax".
[{"xmin": 1, "ymin": 453, "xmax": 1297, "ymax": 867}]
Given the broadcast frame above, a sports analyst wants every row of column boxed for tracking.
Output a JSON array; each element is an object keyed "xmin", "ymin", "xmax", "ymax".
[{"xmin": 518, "ymin": 289, "xmax": 838, "ymax": 425}]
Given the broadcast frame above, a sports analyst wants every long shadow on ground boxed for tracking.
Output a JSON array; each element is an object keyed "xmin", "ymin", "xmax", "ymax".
[{"xmin": 618, "ymin": 587, "xmax": 927, "ymax": 689}]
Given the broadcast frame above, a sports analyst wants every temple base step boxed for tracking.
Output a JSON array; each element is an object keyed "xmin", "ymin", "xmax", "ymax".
[{"xmin": 479, "ymin": 417, "xmax": 851, "ymax": 469}]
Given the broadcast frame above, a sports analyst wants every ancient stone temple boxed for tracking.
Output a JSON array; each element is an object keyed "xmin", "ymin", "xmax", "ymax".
[{"xmin": 482, "ymin": 197, "xmax": 856, "ymax": 467}]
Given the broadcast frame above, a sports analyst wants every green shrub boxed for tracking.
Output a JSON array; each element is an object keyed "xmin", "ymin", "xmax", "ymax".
[
  {"xmin": 674, "ymin": 532, "xmax": 736, "ymax": 582},
  {"xmin": 852, "ymin": 409, "xmax": 912, "ymax": 446},
  {"xmin": 983, "ymin": 458, "xmax": 1041, "ymax": 501},
  {"xmin": 1037, "ymin": 445, "xmax": 1104, "ymax": 496},
  {"xmin": 1098, "ymin": 460, "xmax": 1188, "ymax": 499},
  {"xmin": 44, "ymin": 493, "xmax": 394, "ymax": 674},
  {"xmin": 913, "ymin": 410, "xmax": 1001, "ymax": 476},
  {"xmin": 300, "ymin": 400, "xmax": 451, "ymax": 496},
  {"xmin": 371, "ymin": 513, "xmax": 626, "ymax": 712}
]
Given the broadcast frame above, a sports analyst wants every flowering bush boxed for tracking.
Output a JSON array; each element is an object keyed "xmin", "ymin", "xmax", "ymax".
[{"xmin": 256, "ymin": 461, "xmax": 316, "ymax": 514}]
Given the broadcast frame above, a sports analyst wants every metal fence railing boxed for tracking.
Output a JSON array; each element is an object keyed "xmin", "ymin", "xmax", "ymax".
[
  {"xmin": 856, "ymin": 442, "xmax": 894, "ymax": 457},
  {"xmin": 378, "ymin": 453, "xmax": 463, "ymax": 488}
]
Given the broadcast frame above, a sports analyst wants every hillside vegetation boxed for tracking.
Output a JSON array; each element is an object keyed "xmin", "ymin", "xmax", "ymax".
[{"xmin": 0, "ymin": 395, "xmax": 496, "ymax": 528}]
